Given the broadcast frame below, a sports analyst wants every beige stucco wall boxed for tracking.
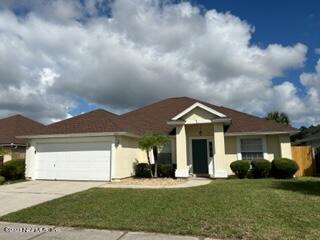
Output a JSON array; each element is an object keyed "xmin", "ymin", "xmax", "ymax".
[
  {"xmin": 266, "ymin": 135, "xmax": 281, "ymax": 160},
  {"xmin": 115, "ymin": 132, "xmax": 290, "ymax": 178},
  {"xmin": 224, "ymin": 134, "xmax": 289, "ymax": 175},
  {"xmin": 182, "ymin": 107, "xmax": 217, "ymax": 124},
  {"xmin": 114, "ymin": 136, "xmax": 148, "ymax": 179},
  {"xmin": 225, "ymin": 136, "xmax": 238, "ymax": 175},
  {"xmin": 186, "ymin": 124, "xmax": 214, "ymax": 137},
  {"xmin": 279, "ymin": 134, "xmax": 292, "ymax": 159},
  {"xmin": 175, "ymin": 125, "xmax": 189, "ymax": 177}
]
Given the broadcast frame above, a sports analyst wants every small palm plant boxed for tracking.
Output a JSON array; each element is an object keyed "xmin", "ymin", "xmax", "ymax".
[{"xmin": 138, "ymin": 133, "xmax": 170, "ymax": 178}]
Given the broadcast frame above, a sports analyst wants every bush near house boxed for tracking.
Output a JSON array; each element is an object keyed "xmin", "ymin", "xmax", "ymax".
[
  {"xmin": 135, "ymin": 163, "xmax": 152, "ymax": 178},
  {"xmin": 272, "ymin": 158, "xmax": 299, "ymax": 179},
  {"xmin": 135, "ymin": 163, "xmax": 176, "ymax": 178},
  {"xmin": 0, "ymin": 159, "xmax": 25, "ymax": 180},
  {"xmin": 0, "ymin": 176, "xmax": 5, "ymax": 184},
  {"xmin": 230, "ymin": 160, "xmax": 250, "ymax": 179},
  {"xmin": 156, "ymin": 164, "xmax": 176, "ymax": 178},
  {"xmin": 251, "ymin": 159, "xmax": 272, "ymax": 178}
]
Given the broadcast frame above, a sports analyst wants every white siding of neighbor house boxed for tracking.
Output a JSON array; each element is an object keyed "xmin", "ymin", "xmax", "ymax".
[{"xmin": 3, "ymin": 154, "xmax": 12, "ymax": 163}]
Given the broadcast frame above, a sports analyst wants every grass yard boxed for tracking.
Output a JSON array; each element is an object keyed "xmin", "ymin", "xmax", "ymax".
[{"xmin": 1, "ymin": 178, "xmax": 320, "ymax": 240}]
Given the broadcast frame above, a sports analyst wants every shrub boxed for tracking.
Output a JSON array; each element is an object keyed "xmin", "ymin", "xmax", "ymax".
[
  {"xmin": 272, "ymin": 158, "xmax": 299, "ymax": 179},
  {"xmin": 135, "ymin": 163, "xmax": 152, "ymax": 178},
  {"xmin": 0, "ymin": 176, "xmax": 5, "ymax": 184},
  {"xmin": 0, "ymin": 159, "xmax": 25, "ymax": 180},
  {"xmin": 251, "ymin": 159, "xmax": 272, "ymax": 178},
  {"xmin": 230, "ymin": 160, "xmax": 250, "ymax": 179},
  {"xmin": 157, "ymin": 164, "xmax": 176, "ymax": 178}
]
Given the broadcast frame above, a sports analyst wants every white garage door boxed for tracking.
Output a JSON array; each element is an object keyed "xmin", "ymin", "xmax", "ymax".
[{"xmin": 35, "ymin": 142, "xmax": 111, "ymax": 181}]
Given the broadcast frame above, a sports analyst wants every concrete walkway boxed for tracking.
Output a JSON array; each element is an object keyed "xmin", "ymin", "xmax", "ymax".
[
  {"xmin": 99, "ymin": 179, "xmax": 212, "ymax": 189},
  {"xmin": 0, "ymin": 222, "xmax": 218, "ymax": 240},
  {"xmin": 0, "ymin": 181, "xmax": 105, "ymax": 216}
]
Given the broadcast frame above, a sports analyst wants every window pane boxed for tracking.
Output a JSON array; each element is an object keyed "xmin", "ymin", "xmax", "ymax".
[
  {"xmin": 240, "ymin": 138, "xmax": 263, "ymax": 152},
  {"xmin": 160, "ymin": 141, "xmax": 171, "ymax": 153},
  {"xmin": 242, "ymin": 152, "xmax": 264, "ymax": 160}
]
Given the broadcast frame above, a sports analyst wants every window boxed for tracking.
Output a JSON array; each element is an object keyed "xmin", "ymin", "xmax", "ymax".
[{"xmin": 240, "ymin": 138, "xmax": 263, "ymax": 160}]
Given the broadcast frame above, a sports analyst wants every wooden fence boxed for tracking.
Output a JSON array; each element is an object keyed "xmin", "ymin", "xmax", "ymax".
[{"xmin": 291, "ymin": 145, "xmax": 314, "ymax": 176}]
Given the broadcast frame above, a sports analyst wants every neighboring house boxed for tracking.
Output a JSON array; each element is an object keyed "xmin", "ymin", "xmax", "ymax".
[
  {"xmin": 295, "ymin": 131, "xmax": 320, "ymax": 174},
  {"xmin": 0, "ymin": 115, "xmax": 44, "ymax": 165},
  {"xmin": 20, "ymin": 97, "xmax": 297, "ymax": 181}
]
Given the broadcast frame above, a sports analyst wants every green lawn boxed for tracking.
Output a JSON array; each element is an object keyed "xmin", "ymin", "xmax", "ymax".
[{"xmin": 2, "ymin": 178, "xmax": 320, "ymax": 240}]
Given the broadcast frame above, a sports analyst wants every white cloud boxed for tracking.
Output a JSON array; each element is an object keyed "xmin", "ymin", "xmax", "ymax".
[
  {"xmin": 0, "ymin": 0, "xmax": 314, "ymax": 125},
  {"xmin": 297, "ymin": 60, "xmax": 320, "ymax": 126}
]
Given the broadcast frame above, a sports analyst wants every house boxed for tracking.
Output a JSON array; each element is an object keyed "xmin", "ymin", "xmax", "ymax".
[
  {"xmin": 0, "ymin": 115, "xmax": 44, "ymax": 165},
  {"xmin": 295, "ymin": 131, "xmax": 320, "ymax": 174},
  {"xmin": 20, "ymin": 97, "xmax": 297, "ymax": 181}
]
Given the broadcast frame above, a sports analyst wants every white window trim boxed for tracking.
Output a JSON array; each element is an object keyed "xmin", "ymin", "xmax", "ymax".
[{"xmin": 236, "ymin": 136, "xmax": 267, "ymax": 160}]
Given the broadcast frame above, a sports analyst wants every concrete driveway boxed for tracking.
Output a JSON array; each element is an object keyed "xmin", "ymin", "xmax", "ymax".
[{"xmin": 0, "ymin": 181, "xmax": 105, "ymax": 216}]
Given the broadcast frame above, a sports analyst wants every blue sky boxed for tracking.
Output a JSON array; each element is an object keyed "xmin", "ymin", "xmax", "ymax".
[
  {"xmin": 71, "ymin": 0, "xmax": 320, "ymax": 119},
  {"xmin": 197, "ymin": 0, "xmax": 320, "ymax": 95},
  {"xmin": 0, "ymin": 0, "xmax": 319, "ymax": 126}
]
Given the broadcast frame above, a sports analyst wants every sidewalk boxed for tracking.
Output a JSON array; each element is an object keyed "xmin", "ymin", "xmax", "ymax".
[
  {"xmin": 99, "ymin": 179, "xmax": 212, "ymax": 189},
  {"xmin": 0, "ymin": 222, "xmax": 219, "ymax": 240}
]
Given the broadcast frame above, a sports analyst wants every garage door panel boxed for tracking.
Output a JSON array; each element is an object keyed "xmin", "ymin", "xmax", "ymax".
[{"xmin": 36, "ymin": 142, "xmax": 111, "ymax": 181}]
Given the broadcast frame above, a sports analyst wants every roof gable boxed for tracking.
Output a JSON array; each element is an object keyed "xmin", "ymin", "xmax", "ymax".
[
  {"xmin": 121, "ymin": 97, "xmax": 297, "ymax": 134},
  {"xmin": 171, "ymin": 102, "xmax": 226, "ymax": 121}
]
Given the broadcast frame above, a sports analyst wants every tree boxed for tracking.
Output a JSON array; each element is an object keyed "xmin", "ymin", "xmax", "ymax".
[
  {"xmin": 138, "ymin": 133, "xmax": 170, "ymax": 178},
  {"xmin": 290, "ymin": 124, "xmax": 320, "ymax": 142},
  {"xmin": 266, "ymin": 111, "xmax": 290, "ymax": 125}
]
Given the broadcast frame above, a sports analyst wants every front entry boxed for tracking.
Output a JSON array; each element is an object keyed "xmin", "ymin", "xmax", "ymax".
[{"xmin": 192, "ymin": 139, "xmax": 209, "ymax": 175}]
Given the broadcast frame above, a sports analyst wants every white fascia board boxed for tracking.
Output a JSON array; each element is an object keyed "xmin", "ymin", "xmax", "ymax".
[
  {"xmin": 211, "ymin": 118, "xmax": 232, "ymax": 124},
  {"xmin": 16, "ymin": 132, "xmax": 140, "ymax": 139},
  {"xmin": 167, "ymin": 120, "xmax": 186, "ymax": 125},
  {"xmin": 171, "ymin": 102, "xmax": 226, "ymax": 120},
  {"xmin": 167, "ymin": 118, "xmax": 231, "ymax": 126},
  {"xmin": 0, "ymin": 143, "xmax": 26, "ymax": 147},
  {"xmin": 225, "ymin": 131, "xmax": 298, "ymax": 136}
]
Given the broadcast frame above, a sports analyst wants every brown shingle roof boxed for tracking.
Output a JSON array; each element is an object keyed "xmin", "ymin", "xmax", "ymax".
[
  {"xmin": 24, "ymin": 97, "xmax": 297, "ymax": 136},
  {"xmin": 0, "ymin": 115, "xmax": 44, "ymax": 144},
  {"xmin": 120, "ymin": 97, "xmax": 297, "ymax": 134},
  {"xmin": 28, "ymin": 109, "xmax": 139, "ymax": 136}
]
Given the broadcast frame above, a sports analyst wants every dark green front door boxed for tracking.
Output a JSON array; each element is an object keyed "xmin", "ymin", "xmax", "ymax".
[{"xmin": 192, "ymin": 139, "xmax": 208, "ymax": 174}]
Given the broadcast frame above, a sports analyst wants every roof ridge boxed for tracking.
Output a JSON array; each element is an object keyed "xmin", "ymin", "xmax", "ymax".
[
  {"xmin": 47, "ymin": 108, "xmax": 119, "ymax": 127},
  {"xmin": 121, "ymin": 96, "xmax": 197, "ymax": 117},
  {"xmin": 0, "ymin": 114, "xmax": 22, "ymax": 122},
  {"xmin": 218, "ymin": 105, "xmax": 292, "ymax": 126}
]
